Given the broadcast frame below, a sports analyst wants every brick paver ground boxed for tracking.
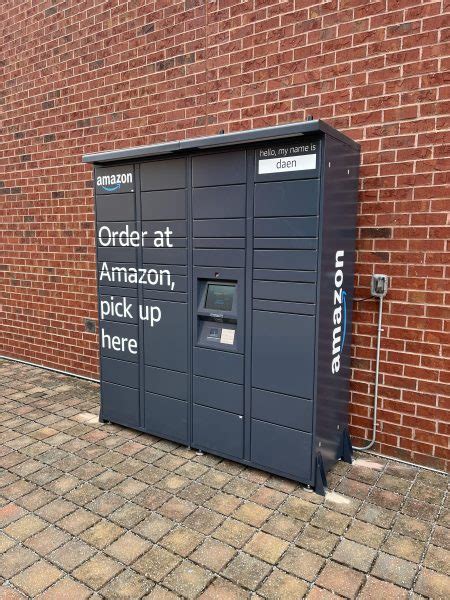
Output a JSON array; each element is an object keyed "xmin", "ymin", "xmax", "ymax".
[{"xmin": 0, "ymin": 360, "xmax": 448, "ymax": 599}]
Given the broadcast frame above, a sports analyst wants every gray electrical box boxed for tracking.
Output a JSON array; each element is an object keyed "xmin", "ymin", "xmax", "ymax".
[{"xmin": 83, "ymin": 120, "xmax": 359, "ymax": 492}]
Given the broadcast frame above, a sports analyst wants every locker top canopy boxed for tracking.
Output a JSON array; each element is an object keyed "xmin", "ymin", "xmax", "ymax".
[{"xmin": 82, "ymin": 119, "xmax": 360, "ymax": 164}]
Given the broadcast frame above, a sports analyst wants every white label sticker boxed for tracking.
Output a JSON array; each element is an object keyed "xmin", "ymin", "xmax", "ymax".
[
  {"xmin": 258, "ymin": 153, "xmax": 316, "ymax": 174},
  {"xmin": 220, "ymin": 328, "xmax": 235, "ymax": 345}
]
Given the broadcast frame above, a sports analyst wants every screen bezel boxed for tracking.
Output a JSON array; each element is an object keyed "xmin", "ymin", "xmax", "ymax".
[{"xmin": 204, "ymin": 282, "xmax": 236, "ymax": 312}]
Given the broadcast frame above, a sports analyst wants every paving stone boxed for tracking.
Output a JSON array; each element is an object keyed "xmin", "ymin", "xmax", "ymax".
[
  {"xmin": 184, "ymin": 506, "xmax": 225, "ymax": 534},
  {"xmin": 1, "ymin": 480, "xmax": 36, "ymax": 501},
  {"xmin": 346, "ymin": 464, "xmax": 380, "ymax": 486},
  {"xmin": 100, "ymin": 568, "xmax": 151, "ymax": 599},
  {"xmin": 368, "ymin": 487, "xmax": 403, "ymax": 511},
  {"xmin": 205, "ymin": 492, "xmax": 243, "ymax": 516},
  {"xmin": 163, "ymin": 560, "xmax": 213, "ymax": 599},
  {"xmin": 324, "ymin": 491, "xmax": 361, "ymax": 516},
  {"xmin": 382, "ymin": 532, "xmax": 426, "ymax": 563},
  {"xmin": 44, "ymin": 475, "xmax": 80, "ymax": 495},
  {"xmin": 332, "ymin": 538, "xmax": 377, "ymax": 572},
  {"xmin": 376, "ymin": 473, "xmax": 411, "ymax": 495},
  {"xmin": 393, "ymin": 513, "xmax": 431, "ymax": 541},
  {"xmin": 316, "ymin": 561, "xmax": 365, "ymax": 598},
  {"xmin": 311, "ymin": 506, "xmax": 351, "ymax": 535},
  {"xmin": 158, "ymin": 497, "xmax": 196, "ymax": 521},
  {"xmin": 281, "ymin": 496, "xmax": 317, "ymax": 522},
  {"xmin": 109, "ymin": 501, "xmax": 148, "ymax": 528},
  {"xmin": 134, "ymin": 487, "xmax": 171, "ymax": 510},
  {"xmin": 190, "ymin": 538, "xmax": 236, "ymax": 571},
  {"xmin": 92, "ymin": 469, "xmax": 126, "ymax": 490},
  {"xmin": 223, "ymin": 553, "xmax": 272, "ymax": 591},
  {"xmin": 144, "ymin": 584, "xmax": 179, "ymax": 599},
  {"xmin": 133, "ymin": 513, "xmax": 174, "ymax": 542},
  {"xmin": 416, "ymin": 470, "xmax": 448, "ymax": 489},
  {"xmin": 48, "ymin": 539, "xmax": 96, "ymax": 571},
  {"xmin": 438, "ymin": 508, "xmax": 450, "ymax": 528},
  {"xmin": 0, "ymin": 503, "xmax": 27, "ymax": 528},
  {"xmin": 17, "ymin": 489, "xmax": 55, "ymax": 512},
  {"xmin": 250, "ymin": 486, "xmax": 287, "ymax": 509},
  {"xmin": 358, "ymin": 575, "xmax": 409, "ymax": 600},
  {"xmin": 432, "ymin": 525, "xmax": 450, "ymax": 550},
  {"xmin": 11, "ymin": 560, "xmax": 62, "ymax": 597},
  {"xmin": 36, "ymin": 577, "xmax": 92, "ymax": 600},
  {"xmin": 24, "ymin": 526, "xmax": 70, "ymax": 556},
  {"xmin": 357, "ymin": 502, "xmax": 396, "ymax": 528},
  {"xmin": 72, "ymin": 554, "xmax": 123, "ymax": 590},
  {"xmin": 307, "ymin": 585, "xmax": 338, "ymax": 599},
  {"xmin": 258, "ymin": 569, "xmax": 309, "ymax": 599},
  {"xmin": 345, "ymin": 519, "xmax": 386, "ymax": 549},
  {"xmin": 409, "ymin": 481, "xmax": 445, "ymax": 505},
  {"xmin": 212, "ymin": 518, "xmax": 255, "ymax": 548},
  {"xmin": 336, "ymin": 478, "xmax": 371, "ymax": 500},
  {"xmin": 86, "ymin": 491, "xmax": 126, "ymax": 516},
  {"xmin": 179, "ymin": 482, "xmax": 215, "ymax": 505},
  {"xmin": 1, "ymin": 545, "xmax": 38, "ymax": 579},
  {"xmin": 160, "ymin": 526, "xmax": 204, "ymax": 557},
  {"xmin": 4, "ymin": 514, "xmax": 47, "ymax": 541},
  {"xmin": 112, "ymin": 477, "xmax": 148, "ymax": 499},
  {"xmin": 371, "ymin": 552, "xmax": 418, "ymax": 588},
  {"xmin": 175, "ymin": 462, "xmax": 210, "ymax": 480},
  {"xmin": 295, "ymin": 524, "xmax": 339, "ymax": 557},
  {"xmin": 79, "ymin": 519, "xmax": 124, "ymax": 549},
  {"xmin": 402, "ymin": 498, "xmax": 440, "ymax": 522},
  {"xmin": 105, "ymin": 531, "xmax": 150, "ymax": 564},
  {"xmin": 199, "ymin": 577, "xmax": 249, "ymax": 599},
  {"xmin": 384, "ymin": 462, "xmax": 418, "ymax": 480},
  {"xmin": 36, "ymin": 498, "xmax": 77, "ymax": 523},
  {"xmin": 0, "ymin": 532, "xmax": 17, "ymax": 553},
  {"xmin": 262, "ymin": 513, "xmax": 304, "ymax": 541},
  {"xmin": 223, "ymin": 478, "xmax": 259, "ymax": 499},
  {"xmin": 244, "ymin": 531, "xmax": 288, "ymax": 564},
  {"xmin": 134, "ymin": 545, "xmax": 181, "ymax": 582},
  {"xmin": 423, "ymin": 544, "xmax": 450, "ymax": 575},
  {"xmin": 57, "ymin": 507, "xmax": 100, "ymax": 534},
  {"xmin": 414, "ymin": 567, "xmax": 450, "ymax": 598},
  {"xmin": 278, "ymin": 546, "xmax": 325, "ymax": 581},
  {"xmin": 198, "ymin": 469, "xmax": 233, "ymax": 489}
]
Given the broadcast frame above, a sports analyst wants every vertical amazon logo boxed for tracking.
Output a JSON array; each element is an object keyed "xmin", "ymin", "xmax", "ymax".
[{"xmin": 331, "ymin": 250, "xmax": 347, "ymax": 374}]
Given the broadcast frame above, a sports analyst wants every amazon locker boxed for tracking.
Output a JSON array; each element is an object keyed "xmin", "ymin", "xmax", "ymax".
[{"xmin": 83, "ymin": 120, "xmax": 360, "ymax": 493}]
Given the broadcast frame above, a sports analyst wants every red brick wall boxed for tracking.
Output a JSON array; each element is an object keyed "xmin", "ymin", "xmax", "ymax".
[{"xmin": 1, "ymin": 0, "xmax": 449, "ymax": 470}]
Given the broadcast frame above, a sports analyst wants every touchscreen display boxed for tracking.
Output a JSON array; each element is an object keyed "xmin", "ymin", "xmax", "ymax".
[{"xmin": 205, "ymin": 284, "xmax": 235, "ymax": 312}]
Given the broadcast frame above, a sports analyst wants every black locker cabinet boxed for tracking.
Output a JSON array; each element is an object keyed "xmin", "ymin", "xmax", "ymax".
[{"xmin": 84, "ymin": 120, "xmax": 359, "ymax": 493}]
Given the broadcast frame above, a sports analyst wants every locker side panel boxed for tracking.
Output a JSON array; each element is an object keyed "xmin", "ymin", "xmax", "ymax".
[{"xmin": 315, "ymin": 136, "xmax": 359, "ymax": 475}]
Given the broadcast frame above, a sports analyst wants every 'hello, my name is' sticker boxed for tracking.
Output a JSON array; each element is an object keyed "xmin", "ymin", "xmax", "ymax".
[{"xmin": 257, "ymin": 142, "xmax": 318, "ymax": 175}]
